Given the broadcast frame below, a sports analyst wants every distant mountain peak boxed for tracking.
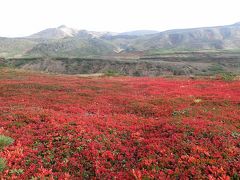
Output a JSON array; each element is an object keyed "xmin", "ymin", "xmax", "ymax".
[
  {"xmin": 233, "ymin": 22, "xmax": 240, "ymax": 26},
  {"xmin": 29, "ymin": 25, "xmax": 79, "ymax": 39},
  {"xmin": 58, "ymin": 25, "xmax": 68, "ymax": 29}
]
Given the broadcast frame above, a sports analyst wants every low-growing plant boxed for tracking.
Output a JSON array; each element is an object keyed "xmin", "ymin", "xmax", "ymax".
[
  {"xmin": 0, "ymin": 158, "xmax": 6, "ymax": 172},
  {"xmin": 0, "ymin": 69, "xmax": 239, "ymax": 179},
  {"xmin": 133, "ymin": 71, "xmax": 141, "ymax": 77},
  {"xmin": 172, "ymin": 109, "xmax": 189, "ymax": 117},
  {"xmin": 9, "ymin": 168, "xmax": 24, "ymax": 175},
  {"xmin": 104, "ymin": 70, "xmax": 119, "ymax": 76},
  {"xmin": 219, "ymin": 72, "xmax": 236, "ymax": 81},
  {"xmin": 208, "ymin": 64, "xmax": 224, "ymax": 74},
  {"xmin": 0, "ymin": 135, "xmax": 14, "ymax": 149}
]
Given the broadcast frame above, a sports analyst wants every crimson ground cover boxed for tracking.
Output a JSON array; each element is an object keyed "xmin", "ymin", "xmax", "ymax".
[{"xmin": 0, "ymin": 69, "xmax": 239, "ymax": 179}]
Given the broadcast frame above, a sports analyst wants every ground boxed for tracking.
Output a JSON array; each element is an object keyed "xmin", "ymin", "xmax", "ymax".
[{"xmin": 0, "ymin": 68, "xmax": 239, "ymax": 179}]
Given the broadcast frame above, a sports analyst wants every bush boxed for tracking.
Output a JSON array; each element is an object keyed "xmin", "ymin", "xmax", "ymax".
[
  {"xmin": 10, "ymin": 169, "xmax": 24, "ymax": 175},
  {"xmin": 133, "ymin": 71, "xmax": 141, "ymax": 77},
  {"xmin": 208, "ymin": 64, "xmax": 224, "ymax": 74},
  {"xmin": 104, "ymin": 70, "xmax": 119, "ymax": 76},
  {"xmin": 0, "ymin": 135, "xmax": 14, "ymax": 149},
  {"xmin": 219, "ymin": 72, "xmax": 236, "ymax": 81},
  {"xmin": 0, "ymin": 158, "xmax": 6, "ymax": 172}
]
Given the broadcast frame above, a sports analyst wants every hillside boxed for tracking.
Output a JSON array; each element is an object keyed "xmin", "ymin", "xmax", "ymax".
[
  {"xmin": 0, "ymin": 37, "xmax": 37, "ymax": 58},
  {"xmin": 1, "ymin": 51, "xmax": 240, "ymax": 76},
  {"xmin": 0, "ymin": 22, "xmax": 240, "ymax": 58},
  {"xmin": 130, "ymin": 22, "xmax": 240, "ymax": 51},
  {"xmin": 25, "ymin": 37, "xmax": 116, "ymax": 58},
  {"xmin": 0, "ymin": 69, "xmax": 239, "ymax": 179}
]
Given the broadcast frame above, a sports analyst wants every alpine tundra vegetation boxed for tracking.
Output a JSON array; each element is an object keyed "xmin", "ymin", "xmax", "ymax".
[{"xmin": 0, "ymin": 69, "xmax": 239, "ymax": 179}]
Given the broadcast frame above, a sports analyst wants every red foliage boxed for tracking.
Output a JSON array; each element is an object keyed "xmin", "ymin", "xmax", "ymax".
[{"xmin": 0, "ymin": 70, "xmax": 239, "ymax": 179}]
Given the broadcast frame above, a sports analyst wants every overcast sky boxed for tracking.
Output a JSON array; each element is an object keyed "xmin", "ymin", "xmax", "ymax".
[{"xmin": 1, "ymin": 0, "xmax": 240, "ymax": 37}]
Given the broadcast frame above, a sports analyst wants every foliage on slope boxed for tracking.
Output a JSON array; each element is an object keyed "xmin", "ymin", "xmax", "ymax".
[{"xmin": 0, "ymin": 69, "xmax": 239, "ymax": 179}]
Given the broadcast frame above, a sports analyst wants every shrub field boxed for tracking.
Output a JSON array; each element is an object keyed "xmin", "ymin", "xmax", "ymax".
[{"xmin": 0, "ymin": 69, "xmax": 239, "ymax": 179}]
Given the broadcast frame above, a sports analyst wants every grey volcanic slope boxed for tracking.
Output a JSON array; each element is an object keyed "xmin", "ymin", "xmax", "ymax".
[{"xmin": 129, "ymin": 23, "xmax": 240, "ymax": 51}]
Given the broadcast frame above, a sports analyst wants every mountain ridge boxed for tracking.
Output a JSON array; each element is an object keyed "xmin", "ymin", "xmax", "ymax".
[{"xmin": 1, "ymin": 22, "xmax": 240, "ymax": 58}]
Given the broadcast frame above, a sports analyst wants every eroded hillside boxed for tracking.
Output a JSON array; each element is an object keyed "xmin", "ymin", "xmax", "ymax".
[{"xmin": 1, "ymin": 51, "xmax": 240, "ymax": 76}]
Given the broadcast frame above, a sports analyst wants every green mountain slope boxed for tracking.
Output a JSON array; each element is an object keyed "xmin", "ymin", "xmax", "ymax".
[
  {"xmin": 25, "ymin": 37, "xmax": 116, "ymax": 58},
  {"xmin": 0, "ymin": 38, "xmax": 37, "ymax": 58}
]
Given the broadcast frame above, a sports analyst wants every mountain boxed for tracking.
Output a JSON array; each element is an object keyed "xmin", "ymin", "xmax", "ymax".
[
  {"xmin": 28, "ymin": 25, "xmax": 79, "ymax": 39},
  {"xmin": 0, "ymin": 22, "xmax": 240, "ymax": 58},
  {"xmin": 0, "ymin": 37, "xmax": 37, "ymax": 58},
  {"xmin": 29, "ymin": 25, "xmax": 117, "ymax": 39},
  {"xmin": 233, "ymin": 22, "xmax": 240, "ymax": 26},
  {"xmin": 25, "ymin": 37, "xmax": 116, "ymax": 57},
  {"xmin": 129, "ymin": 22, "xmax": 240, "ymax": 51}
]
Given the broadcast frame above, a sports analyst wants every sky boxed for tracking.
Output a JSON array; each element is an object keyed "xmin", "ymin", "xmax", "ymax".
[{"xmin": 0, "ymin": 0, "xmax": 240, "ymax": 37}]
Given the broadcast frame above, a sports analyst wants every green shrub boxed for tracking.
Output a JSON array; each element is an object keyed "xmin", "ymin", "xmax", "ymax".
[
  {"xmin": 0, "ymin": 135, "xmax": 14, "ymax": 149},
  {"xmin": 10, "ymin": 168, "xmax": 24, "ymax": 175},
  {"xmin": 172, "ymin": 109, "xmax": 190, "ymax": 117},
  {"xmin": 0, "ymin": 158, "xmax": 6, "ymax": 172},
  {"xmin": 133, "ymin": 71, "xmax": 141, "ymax": 77},
  {"xmin": 220, "ymin": 72, "xmax": 236, "ymax": 81},
  {"xmin": 208, "ymin": 64, "xmax": 224, "ymax": 74},
  {"xmin": 104, "ymin": 70, "xmax": 119, "ymax": 76}
]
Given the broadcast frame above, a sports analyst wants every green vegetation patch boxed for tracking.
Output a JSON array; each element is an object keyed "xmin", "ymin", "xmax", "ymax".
[
  {"xmin": 0, "ymin": 135, "xmax": 14, "ymax": 149},
  {"xmin": 0, "ymin": 158, "xmax": 6, "ymax": 172},
  {"xmin": 9, "ymin": 168, "xmax": 24, "ymax": 175},
  {"xmin": 208, "ymin": 64, "xmax": 224, "ymax": 74},
  {"xmin": 104, "ymin": 70, "xmax": 120, "ymax": 76},
  {"xmin": 219, "ymin": 72, "xmax": 237, "ymax": 81}
]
